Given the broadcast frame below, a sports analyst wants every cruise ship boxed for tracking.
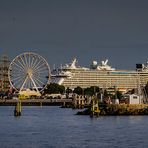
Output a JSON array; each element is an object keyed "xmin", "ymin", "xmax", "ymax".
[{"xmin": 51, "ymin": 58, "xmax": 148, "ymax": 92}]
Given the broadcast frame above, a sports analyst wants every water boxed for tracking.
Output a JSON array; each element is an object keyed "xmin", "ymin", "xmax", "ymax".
[{"xmin": 0, "ymin": 106, "xmax": 148, "ymax": 148}]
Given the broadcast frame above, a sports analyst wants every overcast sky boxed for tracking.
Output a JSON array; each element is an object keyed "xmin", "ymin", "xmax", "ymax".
[{"xmin": 0, "ymin": 0, "xmax": 148, "ymax": 69}]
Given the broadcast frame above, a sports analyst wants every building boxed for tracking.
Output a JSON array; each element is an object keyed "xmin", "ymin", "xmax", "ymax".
[
  {"xmin": 0, "ymin": 55, "xmax": 10, "ymax": 92},
  {"xmin": 123, "ymin": 94, "xmax": 142, "ymax": 104}
]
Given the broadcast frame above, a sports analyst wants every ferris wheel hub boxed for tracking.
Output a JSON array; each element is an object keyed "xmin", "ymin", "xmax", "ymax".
[{"xmin": 27, "ymin": 68, "xmax": 33, "ymax": 77}]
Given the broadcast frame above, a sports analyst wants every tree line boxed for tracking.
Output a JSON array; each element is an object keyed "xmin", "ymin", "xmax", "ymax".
[{"xmin": 43, "ymin": 83, "xmax": 123, "ymax": 99}]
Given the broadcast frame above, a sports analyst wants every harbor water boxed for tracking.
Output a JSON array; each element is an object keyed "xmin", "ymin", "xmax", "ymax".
[{"xmin": 0, "ymin": 106, "xmax": 148, "ymax": 148}]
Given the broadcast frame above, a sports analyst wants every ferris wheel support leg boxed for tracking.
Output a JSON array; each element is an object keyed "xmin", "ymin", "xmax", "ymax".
[
  {"xmin": 20, "ymin": 76, "xmax": 28, "ymax": 92},
  {"xmin": 30, "ymin": 76, "xmax": 40, "ymax": 93}
]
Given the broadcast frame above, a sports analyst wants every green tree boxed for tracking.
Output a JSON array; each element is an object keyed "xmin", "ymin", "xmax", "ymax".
[
  {"xmin": 116, "ymin": 91, "xmax": 122, "ymax": 99},
  {"xmin": 73, "ymin": 86, "xmax": 83, "ymax": 95},
  {"xmin": 103, "ymin": 89, "xmax": 109, "ymax": 98},
  {"xmin": 145, "ymin": 82, "xmax": 148, "ymax": 95},
  {"xmin": 44, "ymin": 83, "xmax": 65, "ymax": 94},
  {"xmin": 65, "ymin": 87, "xmax": 72, "ymax": 94},
  {"xmin": 58, "ymin": 85, "xmax": 65, "ymax": 94},
  {"xmin": 112, "ymin": 91, "xmax": 122, "ymax": 100},
  {"xmin": 84, "ymin": 86, "xmax": 100, "ymax": 96}
]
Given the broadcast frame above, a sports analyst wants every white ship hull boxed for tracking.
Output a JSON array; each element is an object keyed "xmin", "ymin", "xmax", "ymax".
[{"xmin": 51, "ymin": 58, "xmax": 148, "ymax": 91}]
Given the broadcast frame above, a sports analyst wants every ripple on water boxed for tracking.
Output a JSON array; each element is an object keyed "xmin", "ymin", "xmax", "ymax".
[{"xmin": 0, "ymin": 106, "xmax": 148, "ymax": 148}]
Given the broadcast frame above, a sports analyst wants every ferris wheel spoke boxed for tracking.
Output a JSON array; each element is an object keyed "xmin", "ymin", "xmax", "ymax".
[
  {"xmin": 11, "ymin": 66, "xmax": 24, "ymax": 73},
  {"xmin": 33, "ymin": 76, "xmax": 45, "ymax": 85},
  {"xmin": 17, "ymin": 57, "xmax": 26, "ymax": 70},
  {"xmin": 12, "ymin": 76, "xmax": 26, "ymax": 89},
  {"xmin": 11, "ymin": 70, "xmax": 27, "ymax": 76},
  {"xmin": 32, "ymin": 57, "xmax": 41, "ymax": 68},
  {"xmin": 11, "ymin": 75, "xmax": 26, "ymax": 82},
  {"xmin": 30, "ymin": 56, "xmax": 35, "ymax": 68},
  {"xmin": 14, "ymin": 75, "xmax": 26, "ymax": 84},
  {"xmin": 20, "ymin": 56, "xmax": 27, "ymax": 70},
  {"xmin": 12, "ymin": 61, "xmax": 24, "ymax": 71},
  {"xmin": 31, "ymin": 56, "xmax": 39, "ymax": 69},
  {"xmin": 30, "ymin": 79, "xmax": 34, "ymax": 89},
  {"xmin": 34, "ymin": 70, "xmax": 48, "ymax": 74},
  {"xmin": 11, "ymin": 70, "xmax": 26, "ymax": 76},
  {"xmin": 33, "ymin": 78, "xmax": 41, "ymax": 87},
  {"xmin": 33, "ymin": 77, "xmax": 43, "ymax": 88},
  {"xmin": 27, "ymin": 79, "xmax": 31, "ymax": 89},
  {"xmin": 34, "ymin": 72, "xmax": 49, "ymax": 81},
  {"xmin": 29, "ymin": 53, "xmax": 31, "ymax": 68},
  {"xmin": 34, "ymin": 67, "xmax": 48, "ymax": 74},
  {"xmin": 33, "ymin": 59, "xmax": 43, "ymax": 71},
  {"xmin": 34, "ymin": 63, "xmax": 45, "ymax": 70},
  {"xmin": 24, "ymin": 53, "xmax": 29, "ymax": 70},
  {"xmin": 15, "ymin": 73, "xmax": 25, "ymax": 79},
  {"xmin": 33, "ymin": 62, "xmax": 47, "ymax": 72},
  {"xmin": 34, "ymin": 78, "xmax": 47, "ymax": 88},
  {"xmin": 32, "ymin": 74, "xmax": 45, "ymax": 82}
]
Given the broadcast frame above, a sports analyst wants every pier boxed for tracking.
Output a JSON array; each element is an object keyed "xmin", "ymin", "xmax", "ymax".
[{"xmin": 0, "ymin": 99, "xmax": 72, "ymax": 106}]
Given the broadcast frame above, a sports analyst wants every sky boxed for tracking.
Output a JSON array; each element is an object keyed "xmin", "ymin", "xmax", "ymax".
[{"xmin": 0, "ymin": 0, "xmax": 148, "ymax": 70}]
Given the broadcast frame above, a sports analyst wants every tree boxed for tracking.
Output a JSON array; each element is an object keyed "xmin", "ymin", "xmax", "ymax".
[
  {"xmin": 103, "ymin": 89, "xmax": 109, "ymax": 98},
  {"xmin": 84, "ymin": 86, "xmax": 100, "ymax": 96},
  {"xmin": 111, "ymin": 91, "xmax": 122, "ymax": 100},
  {"xmin": 43, "ymin": 83, "xmax": 65, "ymax": 94},
  {"xmin": 116, "ymin": 91, "xmax": 122, "ymax": 99},
  {"xmin": 65, "ymin": 87, "xmax": 72, "ymax": 94},
  {"xmin": 145, "ymin": 82, "xmax": 148, "ymax": 95},
  {"xmin": 73, "ymin": 86, "xmax": 83, "ymax": 95}
]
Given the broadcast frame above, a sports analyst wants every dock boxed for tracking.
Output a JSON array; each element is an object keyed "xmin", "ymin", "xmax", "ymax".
[{"xmin": 0, "ymin": 99, "xmax": 72, "ymax": 106}]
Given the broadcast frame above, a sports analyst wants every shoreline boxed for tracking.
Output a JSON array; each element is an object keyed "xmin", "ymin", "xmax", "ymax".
[{"xmin": 76, "ymin": 104, "xmax": 148, "ymax": 116}]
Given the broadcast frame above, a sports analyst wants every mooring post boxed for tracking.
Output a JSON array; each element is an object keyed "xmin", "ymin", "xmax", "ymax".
[
  {"xmin": 14, "ymin": 100, "xmax": 22, "ymax": 117},
  {"xmin": 40, "ymin": 101, "xmax": 42, "ymax": 107},
  {"xmin": 90, "ymin": 97, "xmax": 100, "ymax": 117}
]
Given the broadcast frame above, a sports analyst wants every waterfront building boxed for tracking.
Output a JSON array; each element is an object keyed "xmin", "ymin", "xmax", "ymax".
[
  {"xmin": 123, "ymin": 94, "xmax": 142, "ymax": 104},
  {"xmin": 51, "ymin": 58, "xmax": 148, "ymax": 93}
]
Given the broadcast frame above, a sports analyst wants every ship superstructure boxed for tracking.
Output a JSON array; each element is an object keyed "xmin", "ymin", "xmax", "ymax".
[{"xmin": 51, "ymin": 58, "xmax": 148, "ymax": 92}]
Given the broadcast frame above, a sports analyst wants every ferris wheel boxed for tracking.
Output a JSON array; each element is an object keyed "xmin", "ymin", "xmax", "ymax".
[{"xmin": 8, "ymin": 52, "xmax": 50, "ymax": 92}]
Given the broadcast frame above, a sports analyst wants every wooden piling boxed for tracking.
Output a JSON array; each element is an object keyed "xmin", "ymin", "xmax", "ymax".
[{"xmin": 14, "ymin": 101, "xmax": 22, "ymax": 116}]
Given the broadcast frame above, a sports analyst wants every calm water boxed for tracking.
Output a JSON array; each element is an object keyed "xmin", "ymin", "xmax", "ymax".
[{"xmin": 0, "ymin": 106, "xmax": 148, "ymax": 148}]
